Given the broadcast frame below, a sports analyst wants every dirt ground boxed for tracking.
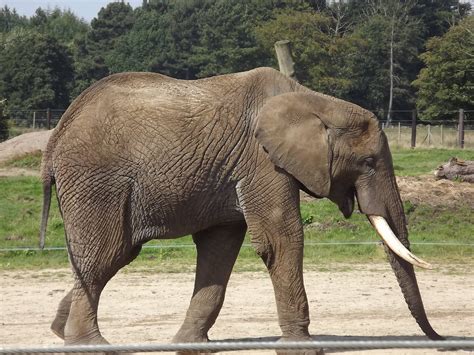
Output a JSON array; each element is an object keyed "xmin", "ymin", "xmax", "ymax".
[
  {"xmin": 0, "ymin": 130, "xmax": 51, "ymax": 164},
  {"xmin": 0, "ymin": 265, "xmax": 473, "ymax": 354}
]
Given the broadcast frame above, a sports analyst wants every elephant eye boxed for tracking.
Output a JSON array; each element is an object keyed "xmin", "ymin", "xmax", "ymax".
[{"xmin": 365, "ymin": 157, "xmax": 375, "ymax": 169}]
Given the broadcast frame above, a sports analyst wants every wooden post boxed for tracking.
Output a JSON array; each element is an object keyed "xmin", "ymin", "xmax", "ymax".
[
  {"xmin": 32, "ymin": 111, "xmax": 36, "ymax": 129},
  {"xmin": 47, "ymin": 108, "xmax": 51, "ymax": 130},
  {"xmin": 458, "ymin": 109, "xmax": 465, "ymax": 149},
  {"xmin": 397, "ymin": 122, "xmax": 401, "ymax": 145},
  {"xmin": 274, "ymin": 40, "xmax": 296, "ymax": 80},
  {"xmin": 411, "ymin": 110, "xmax": 417, "ymax": 149}
]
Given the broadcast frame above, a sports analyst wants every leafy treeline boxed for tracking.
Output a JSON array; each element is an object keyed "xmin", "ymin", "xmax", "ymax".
[{"xmin": 0, "ymin": 0, "xmax": 472, "ymax": 124}]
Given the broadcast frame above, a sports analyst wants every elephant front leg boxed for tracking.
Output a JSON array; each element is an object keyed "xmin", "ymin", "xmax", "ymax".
[
  {"xmin": 173, "ymin": 221, "xmax": 246, "ymax": 350},
  {"xmin": 238, "ymin": 175, "xmax": 322, "ymax": 355},
  {"xmin": 248, "ymin": 219, "xmax": 322, "ymax": 355}
]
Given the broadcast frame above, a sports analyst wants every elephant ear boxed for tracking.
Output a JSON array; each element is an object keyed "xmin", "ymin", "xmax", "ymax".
[{"xmin": 255, "ymin": 92, "xmax": 331, "ymax": 197}]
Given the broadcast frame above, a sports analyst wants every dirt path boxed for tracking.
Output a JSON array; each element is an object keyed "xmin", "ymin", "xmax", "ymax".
[{"xmin": 1, "ymin": 265, "xmax": 472, "ymax": 354}]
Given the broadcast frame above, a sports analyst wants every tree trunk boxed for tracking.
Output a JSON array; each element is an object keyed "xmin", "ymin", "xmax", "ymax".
[
  {"xmin": 435, "ymin": 158, "xmax": 474, "ymax": 183},
  {"xmin": 386, "ymin": 16, "xmax": 395, "ymax": 127}
]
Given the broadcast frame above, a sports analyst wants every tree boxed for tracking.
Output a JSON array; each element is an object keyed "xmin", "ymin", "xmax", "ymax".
[
  {"xmin": 256, "ymin": 7, "xmax": 365, "ymax": 99},
  {"xmin": 0, "ymin": 5, "xmax": 28, "ymax": 32},
  {"xmin": 410, "ymin": 0, "xmax": 471, "ymax": 40},
  {"xmin": 109, "ymin": 0, "xmax": 274, "ymax": 79},
  {"xmin": 190, "ymin": 0, "xmax": 272, "ymax": 78},
  {"xmin": 30, "ymin": 8, "xmax": 89, "ymax": 48},
  {"xmin": 345, "ymin": 0, "xmax": 423, "ymax": 122},
  {"xmin": 413, "ymin": 16, "xmax": 474, "ymax": 122},
  {"xmin": 72, "ymin": 1, "xmax": 135, "ymax": 95},
  {"xmin": 107, "ymin": 1, "xmax": 202, "ymax": 78},
  {"xmin": 88, "ymin": 2, "xmax": 135, "ymax": 54},
  {"xmin": 361, "ymin": 0, "xmax": 422, "ymax": 125},
  {"xmin": 0, "ymin": 31, "xmax": 74, "ymax": 116}
]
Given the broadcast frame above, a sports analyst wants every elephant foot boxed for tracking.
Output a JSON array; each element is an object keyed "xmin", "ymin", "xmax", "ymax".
[
  {"xmin": 173, "ymin": 326, "xmax": 211, "ymax": 355},
  {"xmin": 65, "ymin": 333, "xmax": 122, "ymax": 355},
  {"xmin": 276, "ymin": 337, "xmax": 324, "ymax": 355},
  {"xmin": 65, "ymin": 329, "xmax": 109, "ymax": 346},
  {"xmin": 276, "ymin": 350, "xmax": 324, "ymax": 355}
]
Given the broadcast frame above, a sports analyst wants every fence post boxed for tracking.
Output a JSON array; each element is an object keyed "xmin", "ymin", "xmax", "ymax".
[
  {"xmin": 274, "ymin": 40, "xmax": 296, "ymax": 80},
  {"xmin": 427, "ymin": 124, "xmax": 431, "ymax": 146},
  {"xmin": 397, "ymin": 122, "xmax": 401, "ymax": 145},
  {"xmin": 32, "ymin": 111, "xmax": 36, "ymax": 129},
  {"xmin": 458, "ymin": 109, "xmax": 465, "ymax": 149},
  {"xmin": 47, "ymin": 108, "xmax": 51, "ymax": 130},
  {"xmin": 411, "ymin": 110, "xmax": 417, "ymax": 149}
]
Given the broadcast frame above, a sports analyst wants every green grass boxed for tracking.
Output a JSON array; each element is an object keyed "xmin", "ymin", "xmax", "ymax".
[
  {"xmin": 0, "ymin": 148, "xmax": 473, "ymax": 270},
  {"xmin": 391, "ymin": 148, "xmax": 474, "ymax": 176},
  {"xmin": 1, "ymin": 151, "xmax": 43, "ymax": 169}
]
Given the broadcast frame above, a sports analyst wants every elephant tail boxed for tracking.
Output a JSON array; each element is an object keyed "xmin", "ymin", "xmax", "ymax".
[{"xmin": 39, "ymin": 154, "xmax": 55, "ymax": 249}]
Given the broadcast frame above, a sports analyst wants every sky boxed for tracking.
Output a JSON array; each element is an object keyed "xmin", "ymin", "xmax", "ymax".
[{"xmin": 0, "ymin": 0, "xmax": 143, "ymax": 22}]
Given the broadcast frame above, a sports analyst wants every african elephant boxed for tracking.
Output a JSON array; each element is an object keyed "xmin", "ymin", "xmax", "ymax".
[{"xmin": 39, "ymin": 67, "xmax": 442, "ymax": 354}]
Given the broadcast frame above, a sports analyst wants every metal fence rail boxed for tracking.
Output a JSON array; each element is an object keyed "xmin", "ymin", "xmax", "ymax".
[{"xmin": 1, "ymin": 340, "xmax": 473, "ymax": 353}]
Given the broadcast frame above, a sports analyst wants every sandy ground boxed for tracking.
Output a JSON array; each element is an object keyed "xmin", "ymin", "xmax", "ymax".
[
  {"xmin": 0, "ymin": 130, "xmax": 51, "ymax": 164},
  {"xmin": 1, "ymin": 265, "xmax": 473, "ymax": 354}
]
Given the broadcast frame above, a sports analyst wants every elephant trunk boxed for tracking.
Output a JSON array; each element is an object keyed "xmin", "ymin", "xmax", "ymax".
[
  {"xmin": 379, "ymin": 177, "xmax": 443, "ymax": 340},
  {"xmin": 355, "ymin": 154, "xmax": 443, "ymax": 340}
]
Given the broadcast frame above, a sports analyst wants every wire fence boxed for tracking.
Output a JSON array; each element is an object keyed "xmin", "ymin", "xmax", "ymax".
[
  {"xmin": 1, "ymin": 241, "xmax": 473, "ymax": 253},
  {"xmin": 1, "ymin": 339, "xmax": 473, "ymax": 353},
  {"xmin": 1, "ymin": 108, "xmax": 473, "ymax": 149},
  {"xmin": 383, "ymin": 122, "xmax": 474, "ymax": 149},
  {"xmin": 378, "ymin": 109, "xmax": 474, "ymax": 149},
  {"xmin": 6, "ymin": 109, "xmax": 65, "ymax": 129}
]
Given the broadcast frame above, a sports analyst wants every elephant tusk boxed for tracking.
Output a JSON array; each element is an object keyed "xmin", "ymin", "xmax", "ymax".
[{"xmin": 368, "ymin": 215, "xmax": 433, "ymax": 270}]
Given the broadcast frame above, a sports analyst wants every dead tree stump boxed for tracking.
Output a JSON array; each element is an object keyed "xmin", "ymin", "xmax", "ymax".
[
  {"xmin": 274, "ymin": 40, "xmax": 296, "ymax": 80},
  {"xmin": 434, "ymin": 157, "xmax": 474, "ymax": 183}
]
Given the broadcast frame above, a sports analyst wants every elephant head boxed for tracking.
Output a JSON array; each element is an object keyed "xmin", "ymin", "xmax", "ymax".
[{"xmin": 255, "ymin": 92, "xmax": 442, "ymax": 340}]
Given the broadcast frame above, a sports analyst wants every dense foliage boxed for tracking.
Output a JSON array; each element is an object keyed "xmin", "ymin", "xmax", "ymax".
[
  {"xmin": 0, "ymin": 1, "xmax": 472, "ymax": 123},
  {"xmin": 413, "ymin": 15, "xmax": 474, "ymax": 121}
]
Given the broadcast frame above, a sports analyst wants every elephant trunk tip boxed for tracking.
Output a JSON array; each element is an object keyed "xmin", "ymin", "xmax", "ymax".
[{"xmin": 422, "ymin": 324, "xmax": 444, "ymax": 341}]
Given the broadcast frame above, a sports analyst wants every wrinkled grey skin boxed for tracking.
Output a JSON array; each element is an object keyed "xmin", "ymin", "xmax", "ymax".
[{"xmin": 40, "ymin": 67, "xmax": 441, "ymax": 354}]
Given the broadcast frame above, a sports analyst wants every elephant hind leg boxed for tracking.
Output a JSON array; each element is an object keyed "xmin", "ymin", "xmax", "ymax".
[
  {"xmin": 51, "ymin": 289, "xmax": 73, "ymax": 339},
  {"xmin": 51, "ymin": 245, "xmax": 141, "ymax": 341},
  {"xmin": 62, "ymin": 234, "xmax": 142, "ymax": 345},
  {"xmin": 173, "ymin": 221, "xmax": 246, "ymax": 349}
]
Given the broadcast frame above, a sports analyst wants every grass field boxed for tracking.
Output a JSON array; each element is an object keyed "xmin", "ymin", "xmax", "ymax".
[{"xmin": 0, "ymin": 148, "xmax": 473, "ymax": 270}]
